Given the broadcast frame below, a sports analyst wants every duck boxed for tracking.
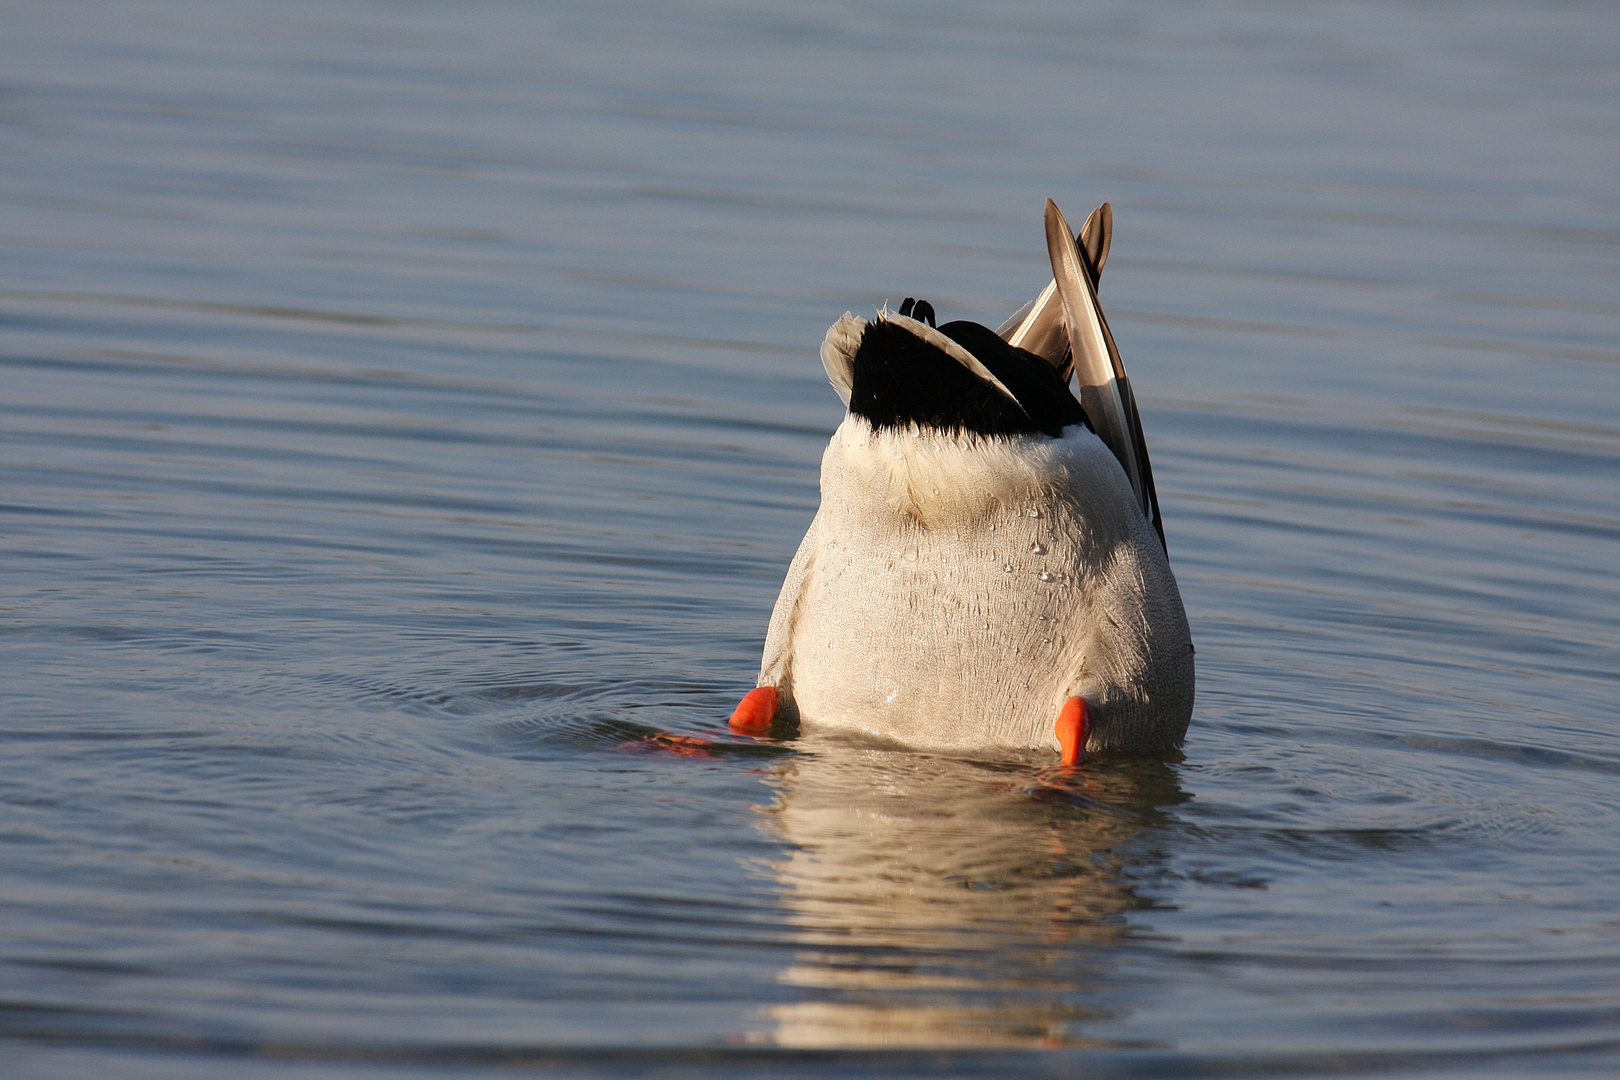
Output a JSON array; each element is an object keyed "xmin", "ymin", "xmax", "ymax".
[{"xmin": 729, "ymin": 200, "xmax": 1193, "ymax": 764}]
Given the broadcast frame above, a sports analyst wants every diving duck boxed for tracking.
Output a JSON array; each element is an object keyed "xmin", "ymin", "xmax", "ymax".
[{"xmin": 730, "ymin": 200, "xmax": 1193, "ymax": 764}]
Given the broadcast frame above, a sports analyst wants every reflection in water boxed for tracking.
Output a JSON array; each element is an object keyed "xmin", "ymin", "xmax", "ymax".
[{"xmin": 751, "ymin": 739, "xmax": 1186, "ymax": 1048}]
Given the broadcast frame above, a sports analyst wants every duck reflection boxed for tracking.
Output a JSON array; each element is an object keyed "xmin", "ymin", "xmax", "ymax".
[{"xmin": 751, "ymin": 738, "xmax": 1184, "ymax": 1049}]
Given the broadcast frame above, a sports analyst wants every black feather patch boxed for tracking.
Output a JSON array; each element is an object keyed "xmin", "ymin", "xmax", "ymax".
[
  {"xmin": 847, "ymin": 319, "xmax": 1090, "ymax": 439},
  {"xmin": 898, "ymin": 297, "xmax": 936, "ymax": 326},
  {"xmin": 937, "ymin": 321, "xmax": 1089, "ymax": 438}
]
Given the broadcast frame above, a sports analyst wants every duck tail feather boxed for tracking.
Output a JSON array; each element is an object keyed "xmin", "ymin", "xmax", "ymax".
[
  {"xmin": 1045, "ymin": 199, "xmax": 1164, "ymax": 547},
  {"xmin": 998, "ymin": 202, "xmax": 1111, "ymax": 385}
]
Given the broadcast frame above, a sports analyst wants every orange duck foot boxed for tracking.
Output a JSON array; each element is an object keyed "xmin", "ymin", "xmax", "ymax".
[
  {"xmin": 1056, "ymin": 696, "xmax": 1090, "ymax": 766},
  {"xmin": 630, "ymin": 733, "xmax": 718, "ymax": 757},
  {"xmin": 728, "ymin": 686, "xmax": 778, "ymax": 735}
]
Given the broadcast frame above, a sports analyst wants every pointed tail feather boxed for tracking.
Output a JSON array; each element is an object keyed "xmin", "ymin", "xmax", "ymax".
[
  {"xmin": 997, "ymin": 202, "xmax": 1113, "ymax": 383},
  {"xmin": 1044, "ymin": 199, "xmax": 1165, "ymax": 549}
]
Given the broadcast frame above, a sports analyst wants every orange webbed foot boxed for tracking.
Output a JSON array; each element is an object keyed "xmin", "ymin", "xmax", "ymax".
[
  {"xmin": 728, "ymin": 686, "xmax": 778, "ymax": 735},
  {"xmin": 625, "ymin": 733, "xmax": 718, "ymax": 757},
  {"xmin": 1055, "ymin": 696, "xmax": 1090, "ymax": 766}
]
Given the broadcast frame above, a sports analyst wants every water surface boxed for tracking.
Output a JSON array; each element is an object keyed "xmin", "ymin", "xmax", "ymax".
[{"xmin": 3, "ymin": 2, "xmax": 1619, "ymax": 1076}]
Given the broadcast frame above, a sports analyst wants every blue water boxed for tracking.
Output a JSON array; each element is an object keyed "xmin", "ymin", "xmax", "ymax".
[{"xmin": 3, "ymin": 2, "xmax": 1619, "ymax": 1076}]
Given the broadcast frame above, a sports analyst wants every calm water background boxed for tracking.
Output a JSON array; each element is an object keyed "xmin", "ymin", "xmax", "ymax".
[{"xmin": 3, "ymin": 1, "xmax": 1619, "ymax": 1076}]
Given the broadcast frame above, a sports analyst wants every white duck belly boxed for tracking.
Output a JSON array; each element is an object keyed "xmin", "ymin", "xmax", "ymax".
[{"xmin": 759, "ymin": 416, "xmax": 1193, "ymax": 756}]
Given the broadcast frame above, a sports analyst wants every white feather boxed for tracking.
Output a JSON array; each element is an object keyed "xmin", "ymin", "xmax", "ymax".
[
  {"xmin": 819, "ymin": 312, "xmax": 863, "ymax": 406},
  {"xmin": 759, "ymin": 415, "xmax": 1192, "ymax": 756}
]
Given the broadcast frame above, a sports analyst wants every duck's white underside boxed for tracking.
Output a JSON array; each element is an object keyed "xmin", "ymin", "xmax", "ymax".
[{"xmin": 759, "ymin": 415, "xmax": 1193, "ymax": 756}]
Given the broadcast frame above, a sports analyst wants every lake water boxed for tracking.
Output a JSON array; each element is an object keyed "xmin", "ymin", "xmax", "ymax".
[{"xmin": 3, "ymin": 2, "xmax": 1619, "ymax": 1076}]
